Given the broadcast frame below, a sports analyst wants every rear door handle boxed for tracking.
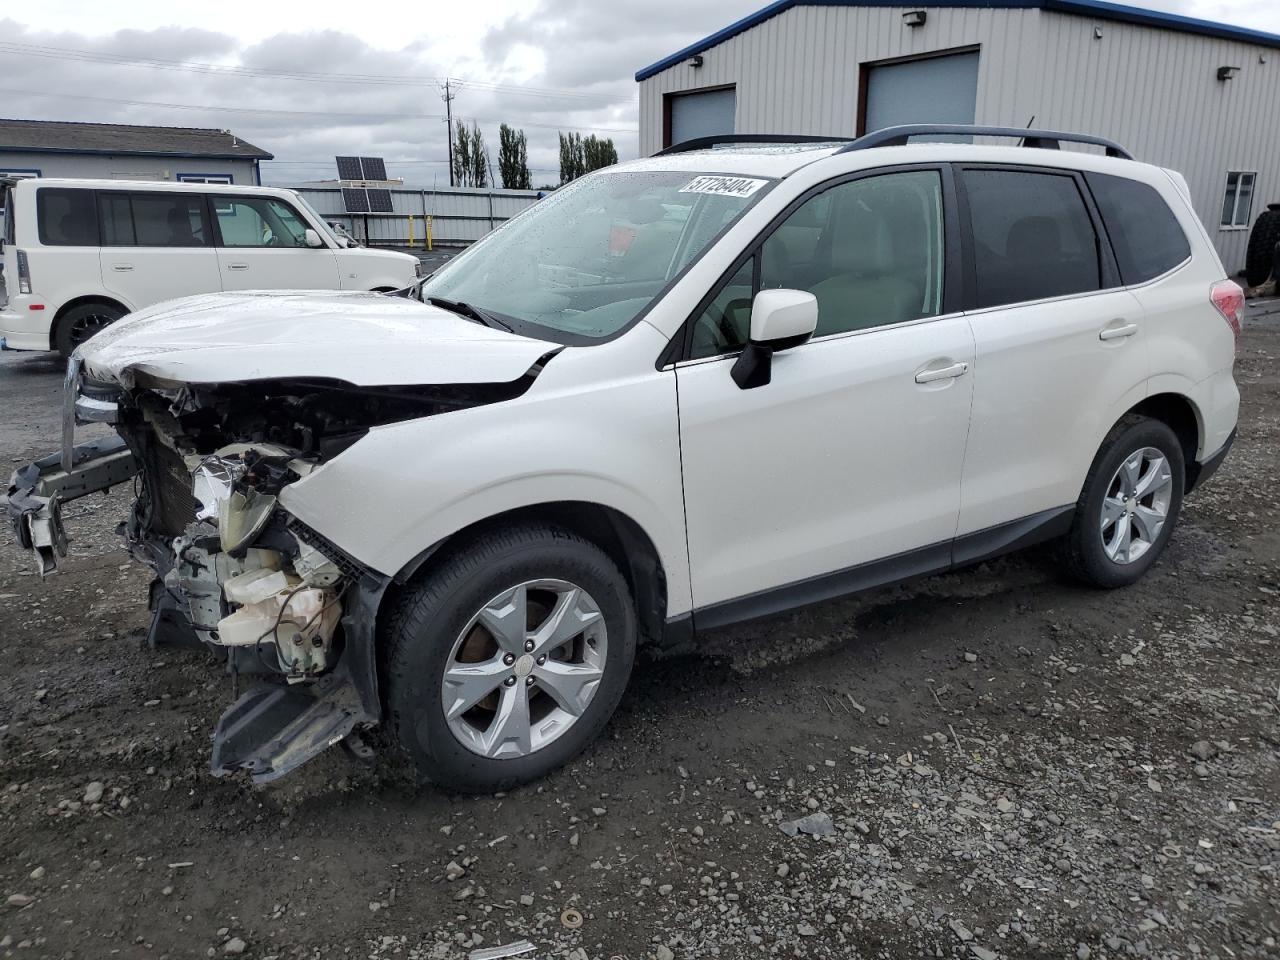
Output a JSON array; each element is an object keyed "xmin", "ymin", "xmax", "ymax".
[
  {"xmin": 226, "ymin": 263, "xmax": 249, "ymax": 271},
  {"xmin": 915, "ymin": 361, "xmax": 969, "ymax": 384},
  {"xmin": 1099, "ymin": 321, "xmax": 1139, "ymax": 341},
  {"xmin": 110, "ymin": 264, "xmax": 134, "ymax": 272}
]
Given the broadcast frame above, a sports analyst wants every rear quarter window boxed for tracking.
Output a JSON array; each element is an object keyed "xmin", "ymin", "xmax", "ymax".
[
  {"xmin": 37, "ymin": 188, "xmax": 98, "ymax": 246},
  {"xmin": 1085, "ymin": 173, "xmax": 1191, "ymax": 285}
]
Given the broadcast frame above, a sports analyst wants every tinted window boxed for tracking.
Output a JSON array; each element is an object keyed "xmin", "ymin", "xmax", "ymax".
[
  {"xmin": 130, "ymin": 194, "xmax": 209, "ymax": 247},
  {"xmin": 214, "ymin": 196, "xmax": 311, "ymax": 248},
  {"xmin": 37, "ymin": 188, "xmax": 98, "ymax": 246},
  {"xmin": 1086, "ymin": 173, "xmax": 1190, "ymax": 284},
  {"xmin": 962, "ymin": 169, "xmax": 1101, "ymax": 308},
  {"xmin": 98, "ymin": 194, "xmax": 135, "ymax": 246},
  {"xmin": 689, "ymin": 171, "xmax": 945, "ymax": 358}
]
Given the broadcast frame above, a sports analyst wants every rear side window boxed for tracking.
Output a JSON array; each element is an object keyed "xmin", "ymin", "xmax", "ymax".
[
  {"xmin": 37, "ymin": 188, "xmax": 98, "ymax": 246},
  {"xmin": 98, "ymin": 194, "xmax": 136, "ymax": 246},
  {"xmin": 130, "ymin": 193, "xmax": 210, "ymax": 247},
  {"xmin": 1086, "ymin": 173, "xmax": 1191, "ymax": 284},
  {"xmin": 961, "ymin": 169, "xmax": 1101, "ymax": 309}
]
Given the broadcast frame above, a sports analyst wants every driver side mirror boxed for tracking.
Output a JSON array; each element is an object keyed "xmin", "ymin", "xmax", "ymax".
[
  {"xmin": 731, "ymin": 289, "xmax": 818, "ymax": 390},
  {"xmin": 303, "ymin": 228, "xmax": 325, "ymax": 248}
]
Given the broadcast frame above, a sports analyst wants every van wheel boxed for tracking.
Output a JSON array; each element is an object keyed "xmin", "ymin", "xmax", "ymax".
[
  {"xmin": 55, "ymin": 302, "xmax": 124, "ymax": 358},
  {"xmin": 1063, "ymin": 415, "xmax": 1185, "ymax": 588},
  {"xmin": 383, "ymin": 524, "xmax": 637, "ymax": 793}
]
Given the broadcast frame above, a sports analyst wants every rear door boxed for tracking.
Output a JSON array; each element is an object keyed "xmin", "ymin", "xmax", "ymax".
[
  {"xmin": 211, "ymin": 194, "xmax": 339, "ymax": 291},
  {"xmin": 955, "ymin": 165, "xmax": 1147, "ymax": 537},
  {"xmin": 99, "ymin": 190, "xmax": 222, "ymax": 309}
]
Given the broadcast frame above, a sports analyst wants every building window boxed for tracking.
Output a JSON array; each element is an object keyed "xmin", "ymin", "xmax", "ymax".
[
  {"xmin": 177, "ymin": 173, "xmax": 234, "ymax": 185},
  {"xmin": 1221, "ymin": 171, "xmax": 1255, "ymax": 228}
]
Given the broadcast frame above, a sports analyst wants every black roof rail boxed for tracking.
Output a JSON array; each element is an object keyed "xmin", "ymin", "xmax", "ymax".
[
  {"xmin": 655, "ymin": 134, "xmax": 851, "ymax": 156},
  {"xmin": 836, "ymin": 124, "xmax": 1134, "ymax": 160}
]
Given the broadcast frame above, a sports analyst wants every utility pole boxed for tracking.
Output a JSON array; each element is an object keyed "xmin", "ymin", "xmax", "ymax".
[{"xmin": 441, "ymin": 78, "xmax": 456, "ymax": 187}]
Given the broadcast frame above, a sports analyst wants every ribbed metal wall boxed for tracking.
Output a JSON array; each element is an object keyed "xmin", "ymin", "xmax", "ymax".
[
  {"xmin": 638, "ymin": 5, "xmax": 1280, "ymax": 271},
  {"xmin": 294, "ymin": 185, "xmax": 540, "ymax": 246}
]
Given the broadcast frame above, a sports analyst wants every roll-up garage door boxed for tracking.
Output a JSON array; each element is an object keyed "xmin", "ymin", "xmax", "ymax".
[
  {"xmin": 864, "ymin": 51, "xmax": 979, "ymax": 133},
  {"xmin": 669, "ymin": 87, "xmax": 736, "ymax": 146}
]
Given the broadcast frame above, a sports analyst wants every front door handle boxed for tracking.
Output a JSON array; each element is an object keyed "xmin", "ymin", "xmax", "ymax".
[
  {"xmin": 226, "ymin": 263, "xmax": 249, "ymax": 271},
  {"xmin": 915, "ymin": 360, "xmax": 969, "ymax": 384},
  {"xmin": 1099, "ymin": 321, "xmax": 1139, "ymax": 341},
  {"xmin": 111, "ymin": 264, "xmax": 134, "ymax": 272}
]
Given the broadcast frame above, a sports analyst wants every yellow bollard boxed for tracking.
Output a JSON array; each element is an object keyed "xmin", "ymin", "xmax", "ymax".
[
  {"xmin": 407, "ymin": 215, "xmax": 415, "ymax": 249},
  {"xmin": 427, "ymin": 216, "xmax": 433, "ymax": 252}
]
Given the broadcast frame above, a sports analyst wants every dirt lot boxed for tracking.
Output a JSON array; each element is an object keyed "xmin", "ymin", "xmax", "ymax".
[{"xmin": 1, "ymin": 314, "xmax": 1278, "ymax": 960}]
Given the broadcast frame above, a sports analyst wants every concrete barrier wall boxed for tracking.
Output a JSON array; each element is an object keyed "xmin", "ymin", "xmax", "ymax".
[{"xmin": 294, "ymin": 185, "xmax": 542, "ymax": 248}]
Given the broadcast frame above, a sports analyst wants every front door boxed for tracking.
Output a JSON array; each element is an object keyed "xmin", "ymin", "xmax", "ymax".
[
  {"xmin": 211, "ymin": 194, "xmax": 339, "ymax": 291},
  {"xmin": 675, "ymin": 168, "xmax": 975, "ymax": 621}
]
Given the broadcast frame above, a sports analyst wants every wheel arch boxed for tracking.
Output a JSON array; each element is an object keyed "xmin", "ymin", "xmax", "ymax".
[
  {"xmin": 383, "ymin": 500, "xmax": 671, "ymax": 650},
  {"xmin": 1121, "ymin": 391, "xmax": 1203, "ymax": 488}
]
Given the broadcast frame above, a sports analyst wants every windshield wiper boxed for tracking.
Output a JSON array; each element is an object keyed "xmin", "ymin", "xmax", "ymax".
[{"xmin": 427, "ymin": 296, "xmax": 513, "ymax": 332}]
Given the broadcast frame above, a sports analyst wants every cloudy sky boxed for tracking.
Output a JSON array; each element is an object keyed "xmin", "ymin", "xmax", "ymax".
[{"xmin": 1, "ymin": 0, "xmax": 1276, "ymax": 187}]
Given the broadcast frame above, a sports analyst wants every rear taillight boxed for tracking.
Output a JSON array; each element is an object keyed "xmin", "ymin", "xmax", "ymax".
[
  {"xmin": 16, "ymin": 248, "xmax": 30, "ymax": 295},
  {"xmin": 1210, "ymin": 279, "xmax": 1244, "ymax": 347}
]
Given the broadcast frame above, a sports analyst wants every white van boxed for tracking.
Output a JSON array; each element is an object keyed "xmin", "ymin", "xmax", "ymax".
[{"xmin": 0, "ymin": 178, "xmax": 421, "ymax": 356}]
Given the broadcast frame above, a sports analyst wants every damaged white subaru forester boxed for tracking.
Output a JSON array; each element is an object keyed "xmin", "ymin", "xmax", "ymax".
[{"xmin": 8, "ymin": 126, "xmax": 1240, "ymax": 791}]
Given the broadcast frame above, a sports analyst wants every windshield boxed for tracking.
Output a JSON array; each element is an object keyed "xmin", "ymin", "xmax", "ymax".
[{"xmin": 420, "ymin": 170, "xmax": 773, "ymax": 342}]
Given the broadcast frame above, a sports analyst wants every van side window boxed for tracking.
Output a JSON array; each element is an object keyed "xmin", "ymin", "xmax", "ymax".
[
  {"xmin": 961, "ymin": 169, "xmax": 1101, "ymax": 308},
  {"xmin": 214, "ymin": 196, "xmax": 312, "ymax": 248},
  {"xmin": 1085, "ymin": 173, "xmax": 1191, "ymax": 284},
  {"xmin": 37, "ymin": 188, "xmax": 98, "ymax": 246},
  {"xmin": 130, "ymin": 194, "xmax": 209, "ymax": 247}
]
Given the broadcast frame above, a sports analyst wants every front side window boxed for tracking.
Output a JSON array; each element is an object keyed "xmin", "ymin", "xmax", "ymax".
[
  {"xmin": 1086, "ymin": 172, "xmax": 1190, "ymax": 285},
  {"xmin": 689, "ymin": 170, "xmax": 945, "ymax": 358},
  {"xmin": 215, "ymin": 196, "xmax": 312, "ymax": 248},
  {"xmin": 962, "ymin": 169, "xmax": 1101, "ymax": 309},
  {"xmin": 36, "ymin": 188, "xmax": 97, "ymax": 246},
  {"xmin": 420, "ymin": 170, "xmax": 772, "ymax": 343},
  {"xmin": 1221, "ymin": 171, "xmax": 1255, "ymax": 227}
]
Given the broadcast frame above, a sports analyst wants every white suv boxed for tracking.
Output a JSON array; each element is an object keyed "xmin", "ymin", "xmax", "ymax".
[
  {"xmin": 7, "ymin": 126, "xmax": 1240, "ymax": 791},
  {"xmin": 0, "ymin": 177, "xmax": 420, "ymax": 356}
]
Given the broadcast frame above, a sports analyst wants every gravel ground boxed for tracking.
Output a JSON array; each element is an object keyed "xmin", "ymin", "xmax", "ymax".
[{"xmin": 0, "ymin": 310, "xmax": 1277, "ymax": 960}]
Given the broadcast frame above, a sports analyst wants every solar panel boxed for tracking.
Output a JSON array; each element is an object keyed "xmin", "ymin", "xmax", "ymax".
[
  {"xmin": 360, "ymin": 157, "xmax": 388, "ymax": 181},
  {"xmin": 342, "ymin": 188, "xmax": 371, "ymax": 213},
  {"xmin": 335, "ymin": 156, "xmax": 364, "ymax": 181},
  {"xmin": 366, "ymin": 188, "xmax": 393, "ymax": 213}
]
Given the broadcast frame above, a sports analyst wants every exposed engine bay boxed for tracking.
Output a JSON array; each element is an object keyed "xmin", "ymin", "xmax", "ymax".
[{"xmin": 7, "ymin": 359, "xmax": 543, "ymax": 781}]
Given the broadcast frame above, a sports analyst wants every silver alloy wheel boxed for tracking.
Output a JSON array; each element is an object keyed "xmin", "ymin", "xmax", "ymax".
[
  {"xmin": 441, "ymin": 579, "xmax": 608, "ymax": 759},
  {"xmin": 1100, "ymin": 446, "xmax": 1174, "ymax": 565}
]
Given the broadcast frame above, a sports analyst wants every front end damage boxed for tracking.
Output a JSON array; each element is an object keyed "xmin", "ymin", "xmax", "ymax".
[{"xmin": 7, "ymin": 356, "xmax": 538, "ymax": 782}]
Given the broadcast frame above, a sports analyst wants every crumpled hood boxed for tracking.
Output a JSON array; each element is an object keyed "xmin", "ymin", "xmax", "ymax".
[{"xmin": 78, "ymin": 290, "xmax": 559, "ymax": 387}]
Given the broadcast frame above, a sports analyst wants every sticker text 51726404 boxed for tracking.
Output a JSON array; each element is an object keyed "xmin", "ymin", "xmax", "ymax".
[{"xmin": 679, "ymin": 175, "xmax": 769, "ymax": 199}]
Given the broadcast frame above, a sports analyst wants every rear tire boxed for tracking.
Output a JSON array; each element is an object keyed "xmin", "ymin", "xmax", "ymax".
[
  {"xmin": 1063, "ymin": 416, "xmax": 1185, "ymax": 588},
  {"xmin": 383, "ymin": 524, "xmax": 637, "ymax": 793},
  {"xmin": 54, "ymin": 302, "xmax": 124, "ymax": 358},
  {"xmin": 1245, "ymin": 205, "xmax": 1280, "ymax": 287}
]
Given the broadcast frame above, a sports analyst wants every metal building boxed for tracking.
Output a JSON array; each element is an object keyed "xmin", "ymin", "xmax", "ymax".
[
  {"xmin": 0, "ymin": 119, "xmax": 272, "ymax": 187},
  {"xmin": 636, "ymin": 0, "xmax": 1280, "ymax": 272}
]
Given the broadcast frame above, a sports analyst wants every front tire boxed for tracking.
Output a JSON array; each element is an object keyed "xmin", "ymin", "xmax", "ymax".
[
  {"xmin": 1064, "ymin": 416, "xmax": 1185, "ymax": 588},
  {"xmin": 383, "ymin": 524, "xmax": 637, "ymax": 792}
]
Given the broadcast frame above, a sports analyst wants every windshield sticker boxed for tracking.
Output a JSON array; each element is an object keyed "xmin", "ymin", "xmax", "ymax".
[{"xmin": 679, "ymin": 175, "xmax": 768, "ymax": 199}]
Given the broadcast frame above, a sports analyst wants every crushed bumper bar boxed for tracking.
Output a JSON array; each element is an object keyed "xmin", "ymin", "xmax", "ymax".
[{"xmin": 7, "ymin": 435, "xmax": 140, "ymax": 576}]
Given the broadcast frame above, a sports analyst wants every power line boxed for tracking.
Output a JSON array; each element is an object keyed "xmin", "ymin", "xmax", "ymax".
[
  {"xmin": 0, "ymin": 39, "xmax": 637, "ymax": 105},
  {"xmin": 0, "ymin": 86, "xmax": 638, "ymax": 134}
]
